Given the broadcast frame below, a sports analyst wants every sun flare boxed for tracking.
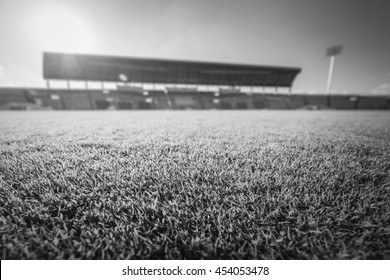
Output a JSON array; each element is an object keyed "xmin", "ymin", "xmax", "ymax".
[{"xmin": 31, "ymin": 5, "xmax": 96, "ymax": 53}]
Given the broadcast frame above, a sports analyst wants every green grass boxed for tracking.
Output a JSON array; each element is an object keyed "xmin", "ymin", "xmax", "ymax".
[{"xmin": 0, "ymin": 110, "xmax": 389, "ymax": 259}]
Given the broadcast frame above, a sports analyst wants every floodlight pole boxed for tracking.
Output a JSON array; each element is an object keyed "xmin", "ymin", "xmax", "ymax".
[
  {"xmin": 325, "ymin": 44, "xmax": 343, "ymax": 95},
  {"xmin": 326, "ymin": 55, "xmax": 336, "ymax": 94}
]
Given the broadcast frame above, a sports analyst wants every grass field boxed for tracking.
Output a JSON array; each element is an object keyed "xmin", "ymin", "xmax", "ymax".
[{"xmin": 0, "ymin": 110, "xmax": 389, "ymax": 259}]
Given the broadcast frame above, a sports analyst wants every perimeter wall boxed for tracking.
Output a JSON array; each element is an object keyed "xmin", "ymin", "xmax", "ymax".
[{"xmin": 0, "ymin": 87, "xmax": 389, "ymax": 110}]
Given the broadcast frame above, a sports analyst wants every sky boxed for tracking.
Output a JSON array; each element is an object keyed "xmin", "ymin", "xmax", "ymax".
[{"xmin": 0, "ymin": 0, "xmax": 390, "ymax": 93}]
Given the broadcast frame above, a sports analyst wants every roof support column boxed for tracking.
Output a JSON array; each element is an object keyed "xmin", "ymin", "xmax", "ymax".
[
  {"xmin": 164, "ymin": 88, "xmax": 172, "ymax": 109},
  {"xmin": 87, "ymin": 90, "xmax": 94, "ymax": 110},
  {"xmin": 275, "ymin": 77, "xmax": 280, "ymax": 94}
]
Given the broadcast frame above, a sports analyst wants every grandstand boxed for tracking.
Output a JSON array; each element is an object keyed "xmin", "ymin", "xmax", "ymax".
[
  {"xmin": 0, "ymin": 52, "xmax": 389, "ymax": 110},
  {"xmin": 43, "ymin": 52, "xmax": 300, "ymax": 87}
]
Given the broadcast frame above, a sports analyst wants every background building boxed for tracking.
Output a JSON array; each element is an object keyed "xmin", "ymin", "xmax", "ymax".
[{"xmin": 0, "ymin": 52, "xmax": 389, "ymax": 110}]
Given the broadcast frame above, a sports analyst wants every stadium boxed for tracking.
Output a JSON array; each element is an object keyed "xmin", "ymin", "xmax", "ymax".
[
  {"xmin": 2, "ymin": 4, "xmax": 390, "ymax": 280},
  {"xmin": 1, "ymin": 52, "xmax": 389, "ymax": 110},
  {"xmin": 1, "ymin": 51, "xmax": 390, "ymax": 262}
]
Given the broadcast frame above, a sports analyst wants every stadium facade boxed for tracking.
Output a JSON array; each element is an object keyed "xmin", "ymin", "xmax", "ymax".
[{"xmin": 0, "ymin": 52, "xmax": 389, "ymax": 110}]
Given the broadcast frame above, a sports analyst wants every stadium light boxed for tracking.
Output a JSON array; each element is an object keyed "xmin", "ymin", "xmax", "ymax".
[
  {"xmin": 119, "ymin": 73, "xmax": 128, "ymax": 82},
  {"xmin": 326, "ymin": 45, "xmax": 343, "ymax": 94}
]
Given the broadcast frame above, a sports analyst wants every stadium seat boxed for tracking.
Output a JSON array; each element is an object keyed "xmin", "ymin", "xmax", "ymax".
[
  {"xmin": 219, "ymin": 101, "xmax": 232, "ymax": 109},
  {"xmin": 138, "ymin": 101, "xmax": 153, "ymax": 109},
  {"xmin": 198, "ymin": 92, "xmax": 218, "ymax": 109},
  {"xmin": 252, "ymin": 95, "xmax": 268, "ymax": 109},
  {"xmin": 83, "ymin": 90, "xmax": 107, "ymax": 109},
  {"xmin": 236, "ymin": 102, "xmax": 248, "ymax": 109},
  {"xmin": 95, "ymin": 100, "xmax": 111, "ymax": 109},
  {"xmin": 330, "ymin": 96, "xmax": 357, "ymax": 109},
  {"xmin": 0, "ymin": 88, "xmax": 30, "ymax": 106},
  {"xmin": 217, "ymin": 92, "xmax": 251, "ymax": 110},
  {"xmin": 253, "ymin": 100, "xmax": 266, "ymax": 109},
  {"xmin": 60, "ymin": 91, "xmax": 92, "ymax": 109},
  {"xmin": 304, "ymin": 95, "xmax": 329, "ymax": 107},
  {"xmin": 29, "ymin": 89, "xmax": 64, "ymax": 109},
  {"xmin": 167, "ymin": 90, "xmax": 200, "ymax": 109},
  {"xmin": 147, "ymin": 91, "xmax": 170, "ymax": 109},
  {"xmin": 286, "ymin": 95, "xmax": 305, "ymax": 109},
  {"xmin": 265, "ymin": 96, "xmax": 288, "ymax": 109},
  {"xmin": 356, "ymin": 97, "xmax": 389, "ymax": 109},
  {"xmin": 118, "ymin": 101, "xmax": 133, "ymax": 109}
]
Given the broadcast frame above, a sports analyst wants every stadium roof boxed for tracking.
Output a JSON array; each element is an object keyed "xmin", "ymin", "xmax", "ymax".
[{"xmin": 43, "ymin": 52, "xmax": 301, "ymax": 87}]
